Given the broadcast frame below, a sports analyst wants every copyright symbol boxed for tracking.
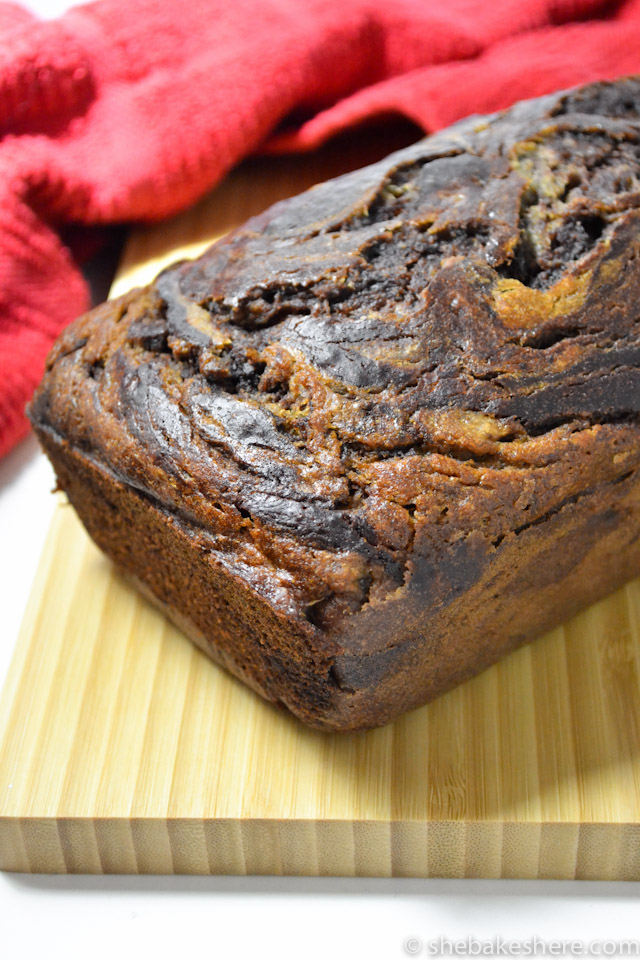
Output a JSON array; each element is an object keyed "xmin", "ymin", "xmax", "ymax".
[{"xmin": 404, "ymin": 937, "xmax": 422, "ymax": 955}]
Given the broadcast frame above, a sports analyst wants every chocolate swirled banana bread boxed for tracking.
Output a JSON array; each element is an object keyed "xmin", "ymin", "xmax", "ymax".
[{"xmin": 28, "ymin": 77, "xmax": 640, "ymax": 731}]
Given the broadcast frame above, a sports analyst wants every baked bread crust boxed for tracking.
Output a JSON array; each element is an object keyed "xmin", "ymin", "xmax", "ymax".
[{"xmin": 29, "ymin": 77, "xmax": 640, "ymax": 730}]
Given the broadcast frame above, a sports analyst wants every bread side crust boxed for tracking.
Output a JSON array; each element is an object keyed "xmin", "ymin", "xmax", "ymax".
[
  {"xmin": 33, "ymin": 419, "xmax": 640, "ymax": 731},
  {"xmin": 35, "ymin": 424, "xmax": 342, "ymax": 726}
]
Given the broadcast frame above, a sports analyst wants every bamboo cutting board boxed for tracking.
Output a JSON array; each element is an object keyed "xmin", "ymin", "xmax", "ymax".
[{"xmin": 2, "ymin": 143, "xmax": 640, "ymax": 878}]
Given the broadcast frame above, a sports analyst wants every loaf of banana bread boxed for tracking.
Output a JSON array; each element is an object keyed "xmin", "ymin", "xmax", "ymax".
[{"xmin": 28, "ymin": 77, "xmax": 640, "ymax": 730}]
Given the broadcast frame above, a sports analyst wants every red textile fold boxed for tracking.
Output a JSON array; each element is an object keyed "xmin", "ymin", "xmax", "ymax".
[{"xmin": 1, "ymin": 0, "xmax": 639, "ymax": 457}]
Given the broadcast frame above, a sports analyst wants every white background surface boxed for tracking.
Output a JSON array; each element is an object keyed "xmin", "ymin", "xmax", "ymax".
[{"xmin": 2, "ymin": 0, "xmax": 640, "ymax": 956}]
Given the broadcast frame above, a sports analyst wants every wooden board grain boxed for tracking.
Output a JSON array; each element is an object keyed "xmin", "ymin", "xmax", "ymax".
[{"xmin": 2, "ymin": 144, "xmax": 640, "ymax": 877}]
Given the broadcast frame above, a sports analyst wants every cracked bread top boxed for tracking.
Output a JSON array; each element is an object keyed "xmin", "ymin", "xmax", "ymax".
[{"xmin": 30, "ymin": 76, "xmax": 640, "ymax": 648}]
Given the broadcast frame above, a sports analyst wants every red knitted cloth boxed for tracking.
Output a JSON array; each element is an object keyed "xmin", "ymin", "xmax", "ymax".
[{"xmin": 2, "ymin": 0, "xmax": 640, "ymax": 458}]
